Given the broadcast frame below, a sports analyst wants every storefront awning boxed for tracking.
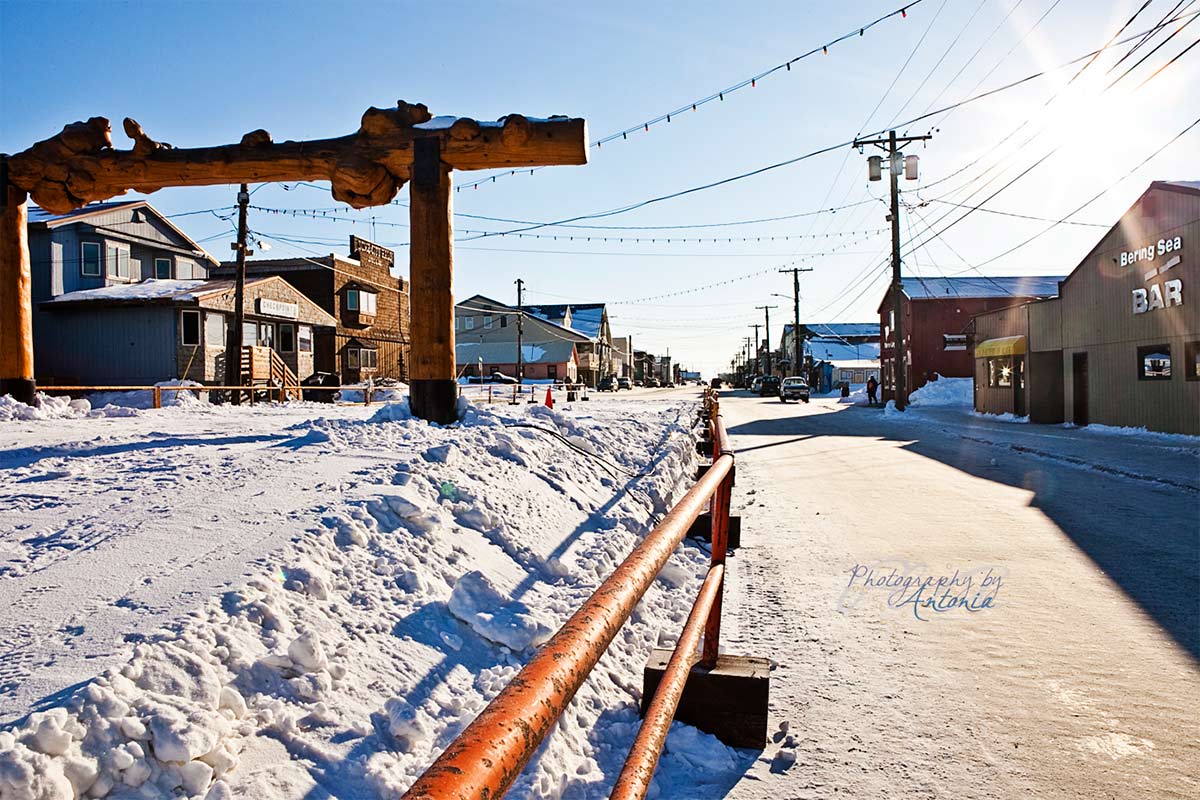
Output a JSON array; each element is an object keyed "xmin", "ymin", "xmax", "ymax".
[{"xmin": 975, "ymin": 335, "xmax": 1026, "ymax": 358}]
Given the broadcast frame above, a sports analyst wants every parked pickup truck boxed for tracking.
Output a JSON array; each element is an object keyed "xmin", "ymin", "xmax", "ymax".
[{"xmin": 780, "ymin": 376, "xmax": 810, "ymax": 403}]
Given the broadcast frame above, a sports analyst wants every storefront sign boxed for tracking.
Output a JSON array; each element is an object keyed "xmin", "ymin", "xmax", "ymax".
[
  {"xmin": 257, "ymin": 298, "xmax": 299, "ymax": 319},
  {"xmin": 1126, "ymin": 235, "xmax": 1184, "ymax": 315}
]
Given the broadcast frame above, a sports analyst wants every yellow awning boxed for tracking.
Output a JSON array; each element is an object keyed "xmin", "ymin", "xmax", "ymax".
[{"xmin": 975, "ymin": 335, "xmax": 1026, "ymax": 358}]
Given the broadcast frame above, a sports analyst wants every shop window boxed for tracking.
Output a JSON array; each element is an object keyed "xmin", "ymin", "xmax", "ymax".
[
  {"xmin": 155, "ymin": 258, "xmax": 172, "ymax": 279},
  {"xmin": 258, "ymin": 322, "xmax": 275, "ymax": 349},
  {"xmin": 106, "ymin": 243, "xmax": 130, "ymax": 279},
  {"xmin": 943, "ymin": 334, "xmax": 967, "ymax": 351},
  {"xmin": 1186, "ymin": 341, "xmax": 1200, "ymax": 381},
  {"xmin": 180, "ymin": 310, "xmax": 201, "ymax": 346},
  {"xmin": 81, "ymin": 242, "xmax": 102, "ymax": 277},
  {"xmin": 298, "ymin": 325, "xmax": 313, "ymax": 353},
  {"xmin": 346, "ymin": 288, "xmax": 377, "ymax": 314},
  {"xmin": 279, "ymin": 323, "xmax": 295, "ymax": 354},
  {"xmin": 204, "ymin": 312, "xmax": 226, "ymax": 348},
  {"xmin": 242, "ymin": 321, "xmax": 257, "ymax": 345},
  {"xmin": 1137, "ymin": 344, "xmax": 1171, "ymax": 380},
  {"xmin": 988, "ymin": 356, "xmax": 1013, "ymax": 388}
]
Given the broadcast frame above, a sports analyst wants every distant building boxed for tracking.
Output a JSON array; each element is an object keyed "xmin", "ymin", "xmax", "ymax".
[
  {"xmin": 523, "ymin": 303, "xmax": 613, "ymax": 387},
  {"xmin": 212, "ymin": 236, "xmax": 410, "ymax": 384},
  {"xmin": 970, "ymin": 181, "xmax": 1199, "ymax": 434},
  {"xmin": 877, "ymin": 276, "xmax": 1065, "ymax": 403},
  {"xmin": 611, "ymin": 336, "xmax": 634, "ymax": 378},
  {"xmin": 454, "ymin": 295, "xmax": 584, "ymax": 383},
  {"xmin": 37, "ymin": 277, "xmax": 335, "ymax": 386}
]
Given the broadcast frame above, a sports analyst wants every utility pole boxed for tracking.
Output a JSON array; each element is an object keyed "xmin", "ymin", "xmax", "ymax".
[
  {"xmin": 756, "ymin": 305, "xmax": 777, "ymax": 376},
  {"xmin": 514, "ymin": 278, "xmax": 524, "ymax": 388},
  {"xmin": 748, "ymin": 324, "xmax": 762, "ymax": 376},
  {"xmin": 779, "ymin": 267, "xmax": 812, "ymax": 377},
  {"xmin": 226, "ymin": 183, "xmax": 251, "ymax": 403},
  {"xmin": 853, "ymin": 129, "xmax": 931, "ymax": 411}
]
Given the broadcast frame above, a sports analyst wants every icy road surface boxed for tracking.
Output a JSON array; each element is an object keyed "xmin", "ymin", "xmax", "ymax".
[{"xmin": 718, "ymin": 392, "xmax": 1199, "ymax": 800}]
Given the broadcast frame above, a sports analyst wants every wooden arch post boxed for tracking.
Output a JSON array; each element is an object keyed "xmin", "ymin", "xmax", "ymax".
[{"xmin": 0, "ymin": 102, "xmax": 587, "ymax": 423}]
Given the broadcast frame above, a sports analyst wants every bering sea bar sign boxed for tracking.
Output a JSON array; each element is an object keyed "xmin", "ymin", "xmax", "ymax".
[{"xmin": 1126, "ymin": 235, "xmax": 1184, "ymax": 315}]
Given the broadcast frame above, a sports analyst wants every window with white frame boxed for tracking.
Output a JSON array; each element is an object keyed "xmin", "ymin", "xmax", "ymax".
[
  {"xmin": 346, "ymin": 288, "xmax": 377, "ymax": 314},
  {"xmin": 176, "ymin": 258, "xmax": 198, "ymax": 280},
  {"xmin": 81, "ymin": 242, "xmax": 102, "ymax": 277},
  {"xmin": 181, "ymin": 310, "xmax": 201, "ymax": 346},
  {"xmin": 347, "ymin": 348, "xmax": 359, "ymax": 369},
  {"xmin": 106, "ymin": 243, "xmax": 130, "ymax": 279},
  {"xmin": 298, "ymin": 325, "xmax": 313, "ymax": 353},
  {"xmin": 360, "ymin": 348, "xmax": 378, "ymax": 369},
  {"xmin": 465, "ymin": 316, "xmax": 475, "ymax": 330},
  {"xmin": 484, "ymin": 315, "xmax": 494, "ymax": 329},
  {"xmin": 155, "ymin": 258, "xmax": 172, "ymax": 279},
  {"xmin": 204, "ymin": 312, "xmax": 225, "ymax": 348}
]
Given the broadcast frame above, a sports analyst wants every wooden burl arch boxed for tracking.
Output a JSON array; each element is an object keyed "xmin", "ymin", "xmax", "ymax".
[{"xmin": 0, "ymin": 100, "xmax": 587, "ymax": 422}]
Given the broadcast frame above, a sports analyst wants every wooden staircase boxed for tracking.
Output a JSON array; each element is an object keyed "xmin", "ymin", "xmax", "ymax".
[{"xmin": 239, "ymin": 345, "xmax": 302, "ymax": 403}]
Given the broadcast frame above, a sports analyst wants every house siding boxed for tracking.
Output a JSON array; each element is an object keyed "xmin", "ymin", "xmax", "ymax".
[{"xmin": 37, "ymin": 307, "xmax": 176, "ymax": 385}]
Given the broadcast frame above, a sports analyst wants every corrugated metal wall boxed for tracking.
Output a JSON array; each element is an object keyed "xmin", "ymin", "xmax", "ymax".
[
  {"xmin": 36, "ymin": 307, "xmax": 176, "ymax": 385},
  {"xmin": 1056, "ymin": 187, "xmax": 1199, "ymax": 434}
]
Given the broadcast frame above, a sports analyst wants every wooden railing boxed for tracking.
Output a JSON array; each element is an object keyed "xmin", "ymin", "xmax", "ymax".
[
  {"xmin": 240, "ymin": 345, "xmax": 301, "ymax": 402},
  {"xmin": 402, "ymin": 387, "xmax": 735, "ymax": 800}
]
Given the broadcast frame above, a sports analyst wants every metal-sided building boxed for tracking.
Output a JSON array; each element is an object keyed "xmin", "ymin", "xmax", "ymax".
[
  {"xmin": 38, "ymin": 277, "xmax": 336, "ymax": 386},
  {"xmin": 971, "ymin": 181, "xmax": 1199, "ymax": 434}
]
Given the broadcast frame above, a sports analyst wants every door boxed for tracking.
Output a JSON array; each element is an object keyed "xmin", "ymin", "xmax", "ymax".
[
  {"xmin": 1071, "ymin": 352, "xmax": 1088, "ymax": 426},
  {"xmin": 1014, "ymin": 355, "xmax": 1026, "ymax": 417}
]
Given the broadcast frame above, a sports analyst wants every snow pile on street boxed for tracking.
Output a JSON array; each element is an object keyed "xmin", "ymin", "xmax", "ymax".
[
  {"xmin": 885, "ymin": 375, "xmax": 972, "ymax": 415},
  {"xmin": 0, "ymin": 393, "xmax": 138, "ymax": 423},
  {"xmin": 336, "ymin": 381, "xmax": 408, "ymax": 403},
  {"xmin": 0, "ymin": 395, "xmax": 731, "ymax": 799},
  {"xmin": 836, "ymin": 385, "xmax": 868, "ymax": 404},
  {"xmin": 88, "ymin": 380, "xmax": 207, "ymax": 410}
]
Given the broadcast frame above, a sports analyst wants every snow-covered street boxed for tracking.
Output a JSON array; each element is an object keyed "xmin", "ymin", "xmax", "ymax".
[
  {"xmin": 1, "ymin": 391, "xmax": 742, "ymax": 799},
  {"xmin": 717, "ymin": 392, "xmax": 1199, "ymax": 799}
]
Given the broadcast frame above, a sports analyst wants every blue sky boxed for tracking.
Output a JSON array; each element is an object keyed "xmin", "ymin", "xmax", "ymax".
[{"xmin": 2, "ymin": 0, "xmax": 1196, "ymax": 375}]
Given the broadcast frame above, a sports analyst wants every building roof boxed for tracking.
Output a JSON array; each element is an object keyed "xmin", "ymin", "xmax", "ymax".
[
  {"xmin": 525, "ymin": 302, "xmax": 607, "ymax": 340},
  {"xmin": 805, "ymin": 337, "xmax": 881, "ymax": 363},
  {"xmin": 1157, "ymin": 180, "xmax": 1200, "ymax": 194},
  {"xmin": 456, "ymin": 340, "xmax": 577, "ymax": 365},
  {"xmin": 900, "ymin": 275, "xmax": 1065, "ymax": 300},
  {"xmin": 28, "ymin": 200, "xmax": 219, "ymax": 267},
  {"xmin": 42, "ymin": 276, "xmax": 338, "ymax": 326},
  {"xmin": 783, "ymin": 322, "xmax": 878, "ymax": 341}
]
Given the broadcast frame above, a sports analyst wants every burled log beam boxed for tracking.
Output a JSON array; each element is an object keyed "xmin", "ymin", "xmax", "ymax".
[{"xmin": 6, "ymin": 101, "xmax": 588, "ymax": 214}]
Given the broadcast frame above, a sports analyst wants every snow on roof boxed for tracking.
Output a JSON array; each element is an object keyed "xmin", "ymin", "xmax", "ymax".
[
  {"xmin": 456, "ymin": 339, "xmax": 576, "ymax": 365},
  {"xmin": 805, "ymin": 337, "xmax": 881, "ymax": 363},
  {"xmin": 827, "ymin": 359, "xmax": 881, "ymax": 369},
  {"xmin": 45, "ymin": 277, "xmax": 270, "ymax": 305},
  {"xmin": 901, "ymin": 276, "xmax": 1064, "ymax": 300},
  {"xmin": 525, "ymin": 303, "xmax": 606, "ymax": 340},
  {"xmin": 786, "ymin": 322, "xmax": 878, "ymax": 338},
  {"xmin": 27, "ymin": 200, "xmax": 143, "ymax": 226}
]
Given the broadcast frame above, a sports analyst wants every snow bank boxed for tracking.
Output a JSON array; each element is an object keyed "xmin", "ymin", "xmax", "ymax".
[
  {"xmin": 337, "ymin": 381, "xmax": 408, "ymax": 403},
  {"xmin": 884, "ymin": 375, "xmax": 972, "ymax": 415},
  {"xmin": 88, "ymin": 380, "xmax": 206, "ymax": 411},
  {"xmin": 0, "ymin": 397, "xmax": 726, "ymax": 798},
  {"xmin": 0, "ymin": 393, "xmax": 138, "ymax": 423},
  {"xmin": 1062, "ymin": 421, "xmax": 1200, "ymax": 444}
]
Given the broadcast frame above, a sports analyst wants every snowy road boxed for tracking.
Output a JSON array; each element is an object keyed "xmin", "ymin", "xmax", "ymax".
[{"xmin": 717, "ymin": 393, "xmax": 1199, "ymax": 799}]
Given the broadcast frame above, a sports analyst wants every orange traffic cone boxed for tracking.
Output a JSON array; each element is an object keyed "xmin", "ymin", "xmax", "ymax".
[{"xmin": 544, "ymin": 386, "xmax": 554, "ymax": 409}]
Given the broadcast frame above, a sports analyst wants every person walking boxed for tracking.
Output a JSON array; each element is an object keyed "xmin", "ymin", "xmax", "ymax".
[{"xmin": 866, "ymin": 375, "xmax": 878, "ymax": 406}]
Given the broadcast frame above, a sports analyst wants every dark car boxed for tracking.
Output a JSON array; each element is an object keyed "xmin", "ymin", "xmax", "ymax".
[
  {"xmin": 598, "ymin": 376, "xmax": 616, "ymax": 391},
  {"xmin": 759, "ymin": 376, "xmax": 781, "ymax": 397},
  {"xmin": 645, "ymin": 377, "xmax": 661, "ymax": 388},
  {"xmin": 301, "ymin": 371, "xmax": 340, "ymax": 403},
  {"xmin": 780, "ymin": 377, "xmax": 810, "ymax": 403}
]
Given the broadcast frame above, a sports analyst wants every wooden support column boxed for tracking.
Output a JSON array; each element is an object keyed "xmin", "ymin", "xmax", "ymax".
[
  {"xmin": 0, "ymin": 156, "xmax": 35, "ymax": 406},
  {"xmin": 408, "ymin": 137, "xmax": 458, "ymax": 424}
]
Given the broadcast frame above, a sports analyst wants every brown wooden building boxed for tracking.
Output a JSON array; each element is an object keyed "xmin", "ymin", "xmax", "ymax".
[
  {"xmin": 876, "ymin": 276, "xmax": 1064, "ymax": 403},
  {"xmin": 214, "ymin": 236, "xmax": 410, "ymax": 383},
  {"xmin": 971, "ymin": 181, "xmax": 1199, "ymax": 434}
]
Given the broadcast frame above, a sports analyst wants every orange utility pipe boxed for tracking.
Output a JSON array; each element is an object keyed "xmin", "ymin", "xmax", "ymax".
[
  {"xmin": 609, "ymin": 562, "xmax": 726, "ymax": 800},
  {"xmin": 402, "ymin": 452, "xmax": 735, "ymax": 800}
]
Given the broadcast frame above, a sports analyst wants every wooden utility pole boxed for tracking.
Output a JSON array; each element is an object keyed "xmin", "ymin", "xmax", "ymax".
[
  {"xmin": 747, "ymin": 324, "xmax": 762, "ymax": 376},
  {"xmin": 514, "ymin": 277, "xmax": 524, "ymax": 387},
  {"xmin": 756, "ymin": 305, "xmax": 777, "ymax": 376},
  {"xmin": 0, "ymin": 102, "xmax": 587, "ymax": 422},
  {"xmin": 226, "ymin": 184, "xmax": 251, "ymax": 402},
  {"xmin": 0, "ymin": 158, "xmax": 34, "ymax": 405},
  {"xmin": 853, "ymin": 129, "xmax": 931, "ymax": 411},
  {"xmin": 779, "ymin": 267, "xmax": 812, "ymax": 377}
]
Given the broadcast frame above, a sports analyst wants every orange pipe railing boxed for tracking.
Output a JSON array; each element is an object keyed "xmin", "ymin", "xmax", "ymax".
[{"xmin": 401, "ymin": 410, "xmax": 734, "ymax": 800}]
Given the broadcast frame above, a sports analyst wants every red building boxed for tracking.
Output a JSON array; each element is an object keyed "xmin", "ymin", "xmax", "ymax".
[{"xmin": 877, "ymin": 276, "xmax": 1063, "ymax": 403}]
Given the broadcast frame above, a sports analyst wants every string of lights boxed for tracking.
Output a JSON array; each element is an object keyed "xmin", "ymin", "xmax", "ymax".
[{"xmin": 452, "ymin": 1, "xmax": 926, "ymax": 192}]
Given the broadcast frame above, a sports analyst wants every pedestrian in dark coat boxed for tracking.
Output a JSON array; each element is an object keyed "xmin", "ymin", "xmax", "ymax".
[{"xmin": 866, "ymin": 375, "xmax": 878, "ymax": 405}]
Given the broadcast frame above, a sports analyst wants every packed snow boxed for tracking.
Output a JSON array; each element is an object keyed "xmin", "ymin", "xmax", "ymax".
[{"xmin": 0, "ymin": 390, "xmax": 741, "ymax": 798}]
